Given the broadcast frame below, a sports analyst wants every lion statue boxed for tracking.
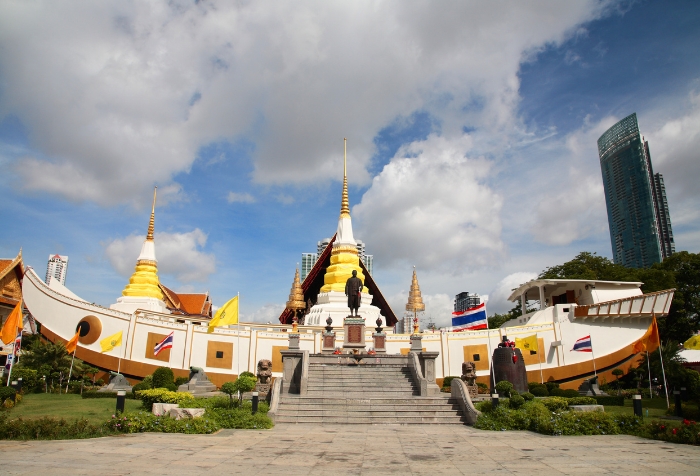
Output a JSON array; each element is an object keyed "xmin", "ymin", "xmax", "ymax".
[
  {"xmin": 257, "ymin": 359, "xmax": 272, "ymax": 385},
  {"xmin": 461, "ymin": 361, "xmax": 477, "ymax": 387}
]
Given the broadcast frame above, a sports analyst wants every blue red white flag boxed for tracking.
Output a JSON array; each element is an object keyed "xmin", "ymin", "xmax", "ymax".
[
  {"xmin": 451, "ymin": 303, "xmax": 488, "ymax": 331},
  {"xmin": 572, "ymin": 335, "xmax": 593, "ymax": 352},
  {"xmin": 154, "ymin": 332, "xmax": 174, "ymax": 356}
]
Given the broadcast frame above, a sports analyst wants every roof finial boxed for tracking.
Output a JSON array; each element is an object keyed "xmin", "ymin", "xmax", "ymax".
[
  {"xmin": 147, "ymin": 186, "xmax": 157, "ymax": 241},
  {"xmin": 340, "ymin": 138, "xmax": 350, "ymax": 219}
]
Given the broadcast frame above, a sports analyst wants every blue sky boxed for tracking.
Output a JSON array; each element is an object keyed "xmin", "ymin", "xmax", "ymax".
[{"xmin": 1, "ymin": 1, "xmax": 699, "ymax": 327}]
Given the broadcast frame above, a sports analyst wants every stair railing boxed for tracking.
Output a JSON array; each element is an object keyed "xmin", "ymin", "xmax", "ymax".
[
  {"xmin": 267, "ymin": 376, "xmax": 283, "ymax": 422},
  {"xmin": 407, "ymin": 351, "xmax": 440, "ymax": 396},
  {"xmin": 450, "ymin": 378, "xmax": 481, "ymax": 425}
]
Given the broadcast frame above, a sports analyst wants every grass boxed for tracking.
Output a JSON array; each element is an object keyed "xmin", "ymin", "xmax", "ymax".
[
  {"xmin": 7, "ymin": 393, "xmax": 141, "ymax": 424},
  {"xmin": 602, "ymin": 397, "xmax": 695, "ymax": 423}
]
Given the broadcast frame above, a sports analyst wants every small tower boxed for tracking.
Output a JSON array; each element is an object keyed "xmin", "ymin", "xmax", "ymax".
[
  {"xmin": 111, "ymin": 187, "xmax": 169, "ymax": 314},
  {"xmin": 285, "ymin": 267, "xmax": 306, "ymax": 329},
  {"xmin": 405, "ymin": 267, "xmax": 425, "ymax": 334}
]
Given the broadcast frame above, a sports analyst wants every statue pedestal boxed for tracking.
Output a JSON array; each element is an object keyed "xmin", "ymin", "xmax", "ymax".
[
  {"xmin": 322, "ymin": 331, "xmax": 336, "ymax": 353},
  {"xmin": 304, "ymin": 291, "xmax": 384, "ymax": 327},
  {"xmin": 372, "ymin": 332, "xmax": 386, "ymax": 353},
  {"xmin": 342, "ymin": 316, "xmax": 366, "ymax": 351}
]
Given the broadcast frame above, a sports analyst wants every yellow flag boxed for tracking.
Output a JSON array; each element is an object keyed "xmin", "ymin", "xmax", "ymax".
[
  {"xmin": 208, "ymin": 296, "xmax": 239, "ymax": 332},
  {"xmin": 100, "ymin": 330, "xmax": 123, "ymax": 353},
  {"xmin": 684, "ymin": 334, "xmax": 700, "ymax": 351},
  {"xmin": 66, "ymin": 331, "xmax": 80, "ymax": 354},
  {"xmin": 1, "ymin": 301, "xmax": 23, "ymax": 345},
  {"xmin": 515, "ymin": 334, "xmax": 539, "ymax": 353}
]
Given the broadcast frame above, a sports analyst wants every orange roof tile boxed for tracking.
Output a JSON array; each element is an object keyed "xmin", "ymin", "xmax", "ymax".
[{"xmin": 177, "ymin": 293, "xmax": 209, "ymax": 315}]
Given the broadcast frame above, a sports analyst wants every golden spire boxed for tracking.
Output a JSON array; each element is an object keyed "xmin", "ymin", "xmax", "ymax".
[
  {"xmin": 340, "ymin": 138, "xmax": 350, "ymax": 219},
  {"xmin": 147, "ymin": 186, "xmax": 157, "ymax": 241},
  {"xmin": 286, "ymin": 267, "xmax": 306, "ymax": 312},
  {"xmin": 406, "ymin": 266, "xmax": 426, "ymax": 313}
]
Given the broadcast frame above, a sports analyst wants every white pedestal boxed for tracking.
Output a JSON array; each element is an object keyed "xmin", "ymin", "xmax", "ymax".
[
  {"xmin": 305, "ymin": 291, "xmax": 384, "ymax": 327},
  {"xmin": 110, "ymin": 296, "xmax": 170, "ymax": 314}
]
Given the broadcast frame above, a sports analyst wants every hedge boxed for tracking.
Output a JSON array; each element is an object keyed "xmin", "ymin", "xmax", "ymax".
[
  {"xmin": 594, "ymin": 396, "xmax": 625, "ymax": 406},
  {"xmin": 134, "ymin": 389, "xmax": 194, "ymax": 411},
  {"xmin": 82, "ymin": 391, "xmax": 137, "ymax": 399}
]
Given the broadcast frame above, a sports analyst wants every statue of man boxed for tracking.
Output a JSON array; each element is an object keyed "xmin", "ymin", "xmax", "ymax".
[{"xmin": 345, "ymin": 270, "xmax": 363, "ymax": 316}]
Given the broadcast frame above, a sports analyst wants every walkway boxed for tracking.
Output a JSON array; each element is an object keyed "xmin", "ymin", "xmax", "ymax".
[{"xmin": 4, "ymin": 424, "xmax": 700, "ymax": 475}]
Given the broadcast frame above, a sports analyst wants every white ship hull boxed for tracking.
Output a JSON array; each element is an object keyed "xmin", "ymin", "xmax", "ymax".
[{"xmin": 22, "ymin": 268, "xmax": 673, "ymax": 389}]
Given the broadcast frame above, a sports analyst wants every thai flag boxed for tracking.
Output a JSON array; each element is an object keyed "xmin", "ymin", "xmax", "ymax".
[
  {"xmin": 572, "ymin": 335, "xmax": 592, "ymax": 352},
  {"xmin": 154, "ymin": 332, "xmax": 174, "ymax": 356},
  {"xmin": 451, "ymin": 303, "xmax": 488, "ymax": 331}
]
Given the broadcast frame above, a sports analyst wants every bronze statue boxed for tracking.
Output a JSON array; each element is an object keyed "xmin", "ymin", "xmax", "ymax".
[{"xmin": 345, "ymin": 270, "xmax": 363, "ymax": 316}]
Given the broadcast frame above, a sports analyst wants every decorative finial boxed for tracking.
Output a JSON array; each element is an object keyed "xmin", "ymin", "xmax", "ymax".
[
  {"xmin": 147, "ymin": 186, "xmax": 157, "ymax": 241},
  {"xmin": 285, "ymin": 268, "xmax": 306, "ymax": 313},
  {"xmin": 406, "ymin": 267, "xmax": 426, "ymax": 313},
  {"xmin": 340, "ymin": 138, "xmax": 350, "ymax": 219}
]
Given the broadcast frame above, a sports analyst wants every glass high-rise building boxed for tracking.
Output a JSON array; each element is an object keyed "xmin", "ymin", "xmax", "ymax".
[{"xmin": 598, "ymin": 113, "xmax": 673, "ymax": 268}]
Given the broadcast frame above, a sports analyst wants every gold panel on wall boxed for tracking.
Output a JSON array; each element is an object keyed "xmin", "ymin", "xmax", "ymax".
[
  {"xmin": 462, "ymin": 344, "xmax": 490, "ymax": 371},
  {"xmin": 521, "ymin": 338, "xmax": 546, "ymax": 366},
  {"xmin": 399, "ymin": 347, "xmax": 425, "ymax": 355},
  {"xmin": 206, "ymin": 341, "xmax": 233, "ymax": 369},
  {"xmin": 145, "ymin": 332, "xmax": 171, "ymax": 362},
  {"xmin": 272, "ymin": 346, "xmax": 288, "ymax": 373}
]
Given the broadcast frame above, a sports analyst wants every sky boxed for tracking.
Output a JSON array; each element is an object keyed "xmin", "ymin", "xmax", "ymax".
[{"xmin": 1, "ymin": 0, "xmax": 699, "ymax": 328}]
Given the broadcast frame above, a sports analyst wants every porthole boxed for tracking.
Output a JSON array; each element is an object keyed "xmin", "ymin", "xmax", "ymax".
[{"xmin": 76, "ymin": 315, "xmax": 102, "ymax": 345}]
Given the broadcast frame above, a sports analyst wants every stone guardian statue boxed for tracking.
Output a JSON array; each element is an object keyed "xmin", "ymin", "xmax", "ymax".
[{"xmin": 345, "ymin": 270, "xmax": 363, "ymax": 316}]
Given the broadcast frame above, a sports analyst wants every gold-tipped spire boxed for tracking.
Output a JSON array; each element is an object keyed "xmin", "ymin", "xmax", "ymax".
[
  {"xmin": 286, "ymin": 267, "xmax": 306, "ymax": 312},
  {"xmin": 406, "ymin": 266, "xmax": 426, "ymax": 313},
  {"xmin": 147, "ymin": 186, "xmax": 157, "ymax": 241},
  {"xmin": 340, "ymin": 138, "xmax": 350, "ymax": 219}
]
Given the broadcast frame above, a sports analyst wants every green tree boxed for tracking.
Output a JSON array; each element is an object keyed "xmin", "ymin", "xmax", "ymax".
[
  {"xmin": 652, "ymin": 251, "xmax": 700, "ymax": 342},
  {"xmin": 611, "ymin": 368, "xmax": 624, "ymax": 395},
  {"xmin": 220, "ymin": 381, "xmax": 237, "ymax": 407},
  {"xmin": 18, "ymin": 341, "xmax": 71, "ymax": 379}
]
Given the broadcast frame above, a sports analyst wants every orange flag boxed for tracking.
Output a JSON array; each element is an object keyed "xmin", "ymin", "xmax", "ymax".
[
  {"xmin": 1, "ymin": 301, "xmax": 23, "ymax": 345},
  {"xmin": 633, "ymin": 316, "xmax": 660, "ymax": 354},
  {"xmin": 66, "ymin": 331, "xmax": 80, "ymax": 354}
]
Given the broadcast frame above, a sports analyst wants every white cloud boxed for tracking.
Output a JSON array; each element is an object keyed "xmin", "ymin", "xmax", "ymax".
[
  {"xmin": 0, "ymin": 1, "xmax": 612, "ymax": 205},
  {"xmin": 104, "ymin": 229, "xmax": 216, "ymax": 283},
  {"xmin": 354, "ymin": 134, "xmax": 503, "ymax": 273},
  {"xmin": 227, "ymin": 191, "xmax": 255, "ymax": 204},
  {"xmin": 242, "ymin": 303, "xmax": 285, "ymax": 324},
  {"xmin": 487, "ymin": 271, "xmax": 538, "ymax": 315}
]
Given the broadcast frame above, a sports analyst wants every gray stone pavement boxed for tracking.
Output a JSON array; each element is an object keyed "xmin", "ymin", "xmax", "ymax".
[{"xmin": 3, "ymin": 423, "xmax": 700, "ymax": 475}]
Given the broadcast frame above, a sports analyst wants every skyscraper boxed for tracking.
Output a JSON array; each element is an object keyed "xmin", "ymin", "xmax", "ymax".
[
  {"xmin": 45, "ymin": 254, "xmax": 69, "ymax": 285},
  {"xmin": 598, "ymin": 113, "xmax": 674, "ymax": 268}
]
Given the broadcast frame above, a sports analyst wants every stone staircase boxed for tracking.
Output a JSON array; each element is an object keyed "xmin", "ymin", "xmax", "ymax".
[{"xmin": 274, "ymin": 362, "xmax": 466, "ymax": 424}]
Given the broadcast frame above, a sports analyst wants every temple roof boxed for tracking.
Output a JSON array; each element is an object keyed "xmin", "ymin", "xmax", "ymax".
[
  {"xmin": 159, "ymin": 283, "xmax": 212, "ymax": 318},
  {"xmin": 0, "ymin": 250, "xmax": 24, "ymax": 308},
  {"xmin": 278, "ymin": 234, "xmax": 398, "ymax": 326}
]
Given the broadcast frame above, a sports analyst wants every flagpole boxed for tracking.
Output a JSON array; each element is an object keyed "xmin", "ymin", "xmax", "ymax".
[
  {"xmin": 485, "ymin": 311, "xmax": 495, "ymax": 391},
  {"xmin": 117, "ymin": 346, "xmax": 122, "ymax": 375},
  {"xmin": 647, "ymin": 350, "xmax": 653, "ymax": 398},
  {"xmin": 237, "ymin": 292, "xmax": 240, "ymax": 377},
  {"xmin": 65, "ymin": 352, "xmax": 76, "ymax": 394},
  {"xmin": 5, "ymin": 301, "xmax": 22, "ymax": 386},
  {"xmin": 590, "ymin": 336, "xmax": 597, "ymax": 377},
  {"xmin": 658, "ymin": 339, "xmax": 670, "ymax": 408},
  {"xmin": 5, "ymin": 336, "xmax": 17, "ymax": 387},
  {"xmin": 538, "ymin": 335, "xmax": 544, "ymax": 384}
]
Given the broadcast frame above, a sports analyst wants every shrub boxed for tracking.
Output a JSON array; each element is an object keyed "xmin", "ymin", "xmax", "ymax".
[
  {"xmin": 594, "ymin": 396, "xmax": 625, "ymax": 406},
  {"xmin": 174, "ymin": 377, "xmax": 189, "ymax": 387},
  {"xmin": 0, "ymin": 386, "xmax": 17, "ymax": 406},
  {"xmin": 9, "ymin": 368, "xmax": 39, "ymax": 393},
  {"xmin": 665, "ymin": 404, "xmax": 700, "ymax": 421},
  {"xmin": 442, "ymin": 376, "xmax": 458, "ymax": 390},
  {"xmin": 131, "ymin": 381, "xmax": 151, "ymax": 396},
  {"xmin": 561, "ymin": 389, "xmax": 581, "ymax": 398},
  {"xmin": 567, "ymin": 396, "xmax": 597, "ymax": 405},
  {"xmin": 476, "ymin": 382, "xmax": 489, "ymax": 394},
  {"xmin": 541, "ymin": 397, "xmax": 569, "ymax": 412},
  {"xmin": 104, "ymin": 411, "xmax": 220, "ymax": 435},
  {"xmin": 521, "ymin": 392, "xmax": 534, "ymax": 401},
  {"xmin": 82, "ymin": 391, "xmax": 136, "ymax": 399},
  {"xmin": 545, "ymin": 381, "xmax": 560, "ymax": 392},
  {"xmin": 495, "ymin": 381, "xmax": 514, "ymax": 398},
  {"xmin": 509, "ymin": 394, "xmax": 525, "ymax": 409},
  {"xmin": 648, "ymin": 419, "xmax": 700, "ymax": 445},
  {"xmin": 0, "ymin": 414, "xmax": 108, "ymax": 440},
  {"xmin": 152, "ymin": 367, "xmax": 175, "ymax": 389},
  {"xmin": 135, "ymin": 389, "xmax": 194, "ymax": 411},
  {"xmin": 476, "ymin": 400, "xmax": 493, "ymax": 413},
  {"xmin": 530, "ymin": 385, "xmax": 548, "ymax": 397},
  {"xmin": 208, "ymin": 407, "xmax": 273, "ymax": 429},
  {"xmin": 549, "ymin": 387, "xmax": 566, "ymax": 397},
  {"xmin": 239, "ymin": 371, "xmax": 255, "ymax": 379}
]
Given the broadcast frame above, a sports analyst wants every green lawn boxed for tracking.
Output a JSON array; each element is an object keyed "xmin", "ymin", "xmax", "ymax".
[
  {"xmin": 7, "ymin": 393, "xmax": 142, "ymax": 424},
  {"xmin": 603, "ymin": 397, "xmax": 681, "ymax": 420}
]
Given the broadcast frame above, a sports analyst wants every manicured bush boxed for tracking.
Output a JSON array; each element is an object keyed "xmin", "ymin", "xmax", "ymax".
[
  {"xmin": 174, "ymin": 377, "xmax": 189, "ymax": 387},
  {"xmin": 442, "ymin": 376, "xmax": 458, "ymax": 390},
  {"xmin": 666, "ymin": 404, "xmax": 700, "ymax": 421},
  {"xmin": 208, "ymin": 407, "xmax": 273, "ymax": 429},
  {"xmin": 135, "ymin": 389, "xmax": 194, "ymax": 411},
  {"xmin": 567, "ymin": 396, "xmax": 597, "ymax": 405},
  {"xmin": 648, "ymin": 419, "xmax": 700, "ymax": 445},
  {"xmin": 152, "ymin": 367, "xmax": 175, "ymax": 389},
  {"xmin": 82, "ymin": 391, "xmax": 137, "ymax": 399},
  {"xmin": 495, "ymin": 381, "xmax": 513, "ymax": 398},
  {"xmin": 104, "ymin": 411, "xmax": 220, "ymax": 434},
  {"xmin": 0, "ymin": 414, "xmax": 108, "ymax": 440},
  {"xmin": 541, "ymin": 397, "xmax": 569, "ymax": 412},
  {"xmin": 509, "ymin": 394, "xmax": 525, "ymax": 409},
  {"xmin": 530, "ymin": 385, "xmax": 548, "ymax": 397},
  {"xmin": 476, "ymin": 382, "xmax": 489, "ymax": 394},
  {"xmin": 0, "ymin": 386, "xmax": 17, "ymax": 406},
  {"xmin": 521, "ymin": 392, "xmax": 534, "ymax": 401},
  {"xmin": 594, "ymin": 396, "xmax": 625, "ymax": 406},
  {"xmin": 9, "ymin": 368, "xmax": 40, "ymax": 393},
  {"xmin": 475, "ymin": 400, "xmax": 493, "ymax": 413},
  {"xmin": 239, "ymin": 371, "xmax": 256, "ymax": 379},
  {"xmin": 549, "ymin": 387, "xmax": 566, "ymax": 397},
  {"xmin": 545, "ymin": 381, "xmax": 559, "ymax": 392}
]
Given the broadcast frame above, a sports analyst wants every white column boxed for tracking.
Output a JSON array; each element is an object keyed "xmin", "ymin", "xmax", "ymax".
[
  {"xmin": 521, "ymin": 294, "xmax": 527, "ymax": 316},
  {"xmin": 539, "ymin": 286, "xmax": 546, "ymax": 309}
]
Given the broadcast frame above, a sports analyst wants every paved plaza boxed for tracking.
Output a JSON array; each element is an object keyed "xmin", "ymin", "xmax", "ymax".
[{"xmin": 3, "ymin": 424, "xmax": 700, "ymax": 475}]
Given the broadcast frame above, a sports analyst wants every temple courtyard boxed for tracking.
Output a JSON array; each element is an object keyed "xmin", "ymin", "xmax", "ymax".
[{"xmin": 3, "ymin": 423, "xmax": 700, "ymax": 475}]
